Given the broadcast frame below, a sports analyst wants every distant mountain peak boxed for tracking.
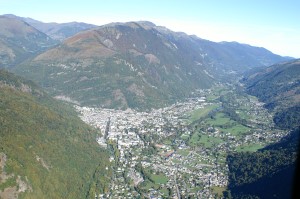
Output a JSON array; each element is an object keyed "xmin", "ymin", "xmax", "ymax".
[
  {"xmin": 12, "ymin": 19, "xmax": 291, "ymax": 109},
  {"xmin": 0, "ymin": 15, "xmax": 57, "ymax": 68},
  {"xmin": 2, "ymin": 14, "xmax": 98, "ymax": 41}
]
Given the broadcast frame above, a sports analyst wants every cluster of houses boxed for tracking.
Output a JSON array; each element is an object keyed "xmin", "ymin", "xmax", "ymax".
[
  {"xmin": 75, "ymin": 93, "xmax": 227, "ymax": 198},
  {"xmin": 75, "ymin": 87, "xmax": 288, "ymax": 198}
]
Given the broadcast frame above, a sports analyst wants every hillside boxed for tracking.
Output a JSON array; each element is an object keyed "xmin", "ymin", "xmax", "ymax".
[
  {"xmin": 225, "ymin": 59, "xmax": 300, "ymax": 198},
  {"xmin": 3, "ymin": 14, "xmax": 97, "ymax": 41},
  {"xmin": 226, "ymin": 129, "xmax": 299, "ymax": 199},
  {"xmin": 242, "ymin": 59, "xmax": 300, "ymax": 129},
  {"xmin": 0, "ymin": 15, "xmax": 56, "ymax": 68},
  {"xmin": 0, "ymin": 70, "xmax": 111, "ymax": 198},
  {"xmin": 13, "ymin": 21, "xmax": 290, "ymax": 110},
  {"xmin": 14, "ymin": 21, "xmax": 215, "ymax": 110}
]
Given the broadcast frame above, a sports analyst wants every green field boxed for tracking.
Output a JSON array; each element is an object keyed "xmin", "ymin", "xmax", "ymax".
[
  {"xmin": 163, "ymin": 139, "xmax": 172, "ymax": 145},
  {"xmin": 151, "ymin": 173, "xmax": 169, "ymax": 184},
  {"xmin": 180, "ymin": 133, "xmax": 190, "ymax": 141},
  {"xmin": 206, "ymin": 112, "xmax": 232, "ymax": 126},
  {"xmin": 172, "ymin": 159, "xmax": 182, "ymax": 164},
  {"xmin": 236, "ymin": 109, "xmax": 251, "ymax": 119},
  {"xmin": 189, "ymin": 132, "xmax": 223, "ymax": 148},
  {"xmin": 211, "ymin": 186, "xmax": 226, "ymax": 197},
  {"xmin": 188, "ymin": 104, "xmax": 219, "ymax": 123},
  {"xmin": 161, "ymin": 188, "xmax": 170, "ymax": 196},
  {"xmin": 236, "ymin": 143, "xmax": 264, "ymax": 152},
  {"xmin": 221, "ymin": 124, "xmax": 250, "ymax": 136},
  {"xmin": 141, "ymin": 180, "xmax": 159, "ymax": 190},
  {"xmin": 206, "ymin": 93, "xmax": 219, "ymax": 101},
  {"xmin": 205, "ymin": 112, "xmax": 250, "ymax": 136},
  {"xmin": 177, "ymin": 149, "xmax": 190, "ymax": 156}
]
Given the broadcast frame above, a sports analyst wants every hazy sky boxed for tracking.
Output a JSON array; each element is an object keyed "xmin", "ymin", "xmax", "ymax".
[{"xmin": 1, "ymin": 0, "xmax": 299, "ymax": 57}]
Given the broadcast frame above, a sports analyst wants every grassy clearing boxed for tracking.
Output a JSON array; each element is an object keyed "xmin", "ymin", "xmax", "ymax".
[
  {"xmin": 142, "ymin": 180, "xmax": 159, "ymax": 190},
  {"xmin": 206, "ymin": 94, "xmax": 219, "ymax": 101},
  {"xmin": 206, "ymin": 113, "xmax": 232, "ymax": 126},
  {"xmin": 172, "ymin": 159, "xmax": 181, "ymax": 164},
  {"xmin": 151, "ymin": 173, "xmax": 168, "ymax": 184},
  {"xmin": 177, "ymin": 149, "xmax": 190, "ymax": 156},
  {"xmin": 189, "ymin": 132, "xmax": 201, "ymax": 145},
  {"xmin": 189, "ymin": 133, "xmax": 222, "ymax": 148},
  {"xmin": 190, "ymin": 157, "xmax": 211, "ymax": 165},
  {"xmin": 180, "ymin": 133, "xmax": 190, "ymax": 141},
  {"xmin": 236, "ymin": 143, "xmax": 264, "ymax": 152},
  {"xmin": 221, "ymin": 124, "xmax": 250, "ymax": 136},
  {"xmin": 204, "ymin": 112, "xmax": 251, "ymax": 136},
  {"xmin": 188, "ymin": 104, "xmax": 218, "ymax": 123},
  {"xmin": 211, "ymin": 186, "xmax": 226, "ymax": 197},
  {"xmin": 190, "ymin": 186, "xmax": 203, "ymax": 193},
  {"xmin": 236, "ymin": 109, "xmax": 251, "ymax": 119},
  {"xmin": 161, "ymin": 188, "xmax": 169, "ymax": 196},
  {"xmin": 163, "ymin": 139, "xmax": 172, "ymax": 145},
  {"xmin": 249, "ymin": 95, "xmax": 258, "ymax": 101}
]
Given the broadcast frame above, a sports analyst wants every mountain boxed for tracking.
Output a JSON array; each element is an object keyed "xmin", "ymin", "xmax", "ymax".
[
  {"xmin": 4, "ymin": 14, "xmax": 97, "ymax": 41},
  {"xmin": 13, "ymin": 21, "xmax": 215, "ymax": 110},
  {"xmin": 216, "ymin": 41, "xmax": 292, "ymax": 71},
  {"xmin": 132, "ymin": 22, "xmax": 290, "ymax": 74},
  {"xmin": 226, "ymin": 129, "xmax": 299, "ymax": 199},
  {"xmin": 13, "ymin": 21, "xmax": 290, "ymax": 110},
  {"xmin": 225, "ymin": 59, "xmax": 300, "ymax": 198},
  {"xmin": 242, "ymin": 59, "xmax": 300, "ymax": 129},
  {"xmin": 0, "ymin": 69, "xmax": 111, "ymax": 198},
  {"xmin": 0, "ymin": 15, "xmax": 56, "ymax": 68}
]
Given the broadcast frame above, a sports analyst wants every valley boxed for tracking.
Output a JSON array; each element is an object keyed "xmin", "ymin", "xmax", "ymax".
[
  {"xmin": 0, "ymin": 13, "xmax": 298, "ymax": 199},
  {"xmin": 76, "ymin": 84, "xmax": 288, "ymax": 198}
]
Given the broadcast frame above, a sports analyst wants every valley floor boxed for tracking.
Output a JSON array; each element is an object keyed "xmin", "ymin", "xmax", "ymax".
[{"xmin": 75, "ymin": 85, "xmax": 288, "ymax": 198}]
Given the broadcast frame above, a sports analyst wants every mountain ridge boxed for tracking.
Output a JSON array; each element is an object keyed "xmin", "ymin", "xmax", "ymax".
[
  {"xmin": 0, "ymin": 14, "xmax": 299, "ymax": 198},
  {"xmin": 242, "ymin": 58, "xmax": 300, "ymax": 129},
  {"xmin": 3, "ymin": 14, "xmax": 97, "ymax": 41},
  {"xmin": 0, "ymin": 15, "xmax": 57, "ymax": 68},
  {"xmin": 225, "ymin": 58, "xmax": 300, "ymax": 198},
  {"xmin": 12, "ymin": 20, "xmax": 291, "ymax": 110}
]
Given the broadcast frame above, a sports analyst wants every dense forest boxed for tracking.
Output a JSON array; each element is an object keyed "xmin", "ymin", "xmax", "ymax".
[
  {"xmin": 226, "ymin": 59, "xmax": 300, "ymax": 198},
  {"xmin": 0, "ymin": 70, "xmax": 111, "ymax": 198},
  {"xmin": 273, "ymin": 106, "xmax": 300, "ymax": 130},
  {"xmin": 242, "ymin": 59, "xmax": 300, "ymax": 130},
  {"xmin": 226, "ymin": 129, "xmax": 299, "ymax": 198}
]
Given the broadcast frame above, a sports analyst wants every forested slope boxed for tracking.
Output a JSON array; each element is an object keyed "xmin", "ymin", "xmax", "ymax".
[
  {"xmin": 226, "ymin": 129, "xmax": 299, "ymax": 199},
  {"xmin": 0, "ymin": 70, "xmax": 111, "ymax": 198},
  {"xmin": 226, "ymin": 59, "xmax": 300, "ymax": 198},
  {"xmin": 242, "ymin": 59, "xmax": 300, "ymax": 129}
]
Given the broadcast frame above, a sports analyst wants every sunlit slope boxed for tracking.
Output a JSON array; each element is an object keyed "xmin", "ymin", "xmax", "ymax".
[
  {"xmin": 0, "ymin": 15, "xmax": 56, "ymax": 68},
  {"xmin": 14, "ymin": 21, "xmax": 289, "ymax": 110},
  {"xmin": 243, "ymin": 59, "xmax": 300, "ymax": 129},
  {"xmin": 0, "ymin": 70, "xmax": 111, "ymax": 198}
]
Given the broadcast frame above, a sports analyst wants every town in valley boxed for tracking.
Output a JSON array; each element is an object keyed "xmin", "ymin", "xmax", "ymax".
[{"xmin": 75, "ymin": 85, "xmax": 288, "ymax": 198}]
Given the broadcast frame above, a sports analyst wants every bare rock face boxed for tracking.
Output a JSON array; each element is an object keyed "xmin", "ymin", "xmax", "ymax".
[{"xmin": 0, "ymin": 153, "xmax": 32, "ymax": 199}]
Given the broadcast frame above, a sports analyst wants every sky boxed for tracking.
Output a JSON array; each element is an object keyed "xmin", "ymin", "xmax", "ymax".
[{"xmin": 1, "ymin": 0, "xmax": 299, "ymax": 57}]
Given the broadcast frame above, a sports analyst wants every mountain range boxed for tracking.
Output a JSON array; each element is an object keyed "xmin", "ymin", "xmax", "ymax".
[
  {"xmin": 226, "ymin": 59, "xmax": 300, "ymax": 198},
  {"xmin": 227, "ymin": 128, "xmax": 299, "ymax": 199},
  {"xmin": 2, "ymin": 16, "xmax": 290, "ymax": 110},
  {"xmin": 3, "ymin": 14, "xmax": 97, "ymax": 41},
  {"xmin": 0, "ymin": 16, "xmax": 56, "ymax": 68},
  {"xmin": 0, "ymin": 14, "xmax": 299, "ymax": 198},
  {"xmin": 242, "ymin": 59, "xmax": 300, "ymax": 129}
]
